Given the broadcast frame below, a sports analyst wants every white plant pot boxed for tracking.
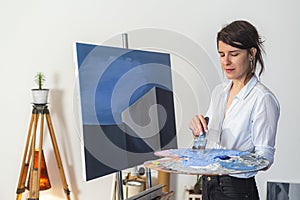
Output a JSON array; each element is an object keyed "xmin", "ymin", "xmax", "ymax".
[{"xmin": 32, "ymin": 89, "xmax": 49, "ymax": 104}]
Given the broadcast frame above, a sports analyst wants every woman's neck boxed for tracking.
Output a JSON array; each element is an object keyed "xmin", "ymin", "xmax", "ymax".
[
  {"xmin": 230, "ymin": 74, "xmax": 253, "ymax": 92},
  {"xmin": 231, "ymin": 80, "xmax": 245, "ymax": 93}
]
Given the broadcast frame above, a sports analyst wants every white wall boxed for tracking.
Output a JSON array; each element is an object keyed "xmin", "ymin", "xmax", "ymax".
[{"xmin": 1, "ymin": 0, "xmax": 300, "ymax": 199}]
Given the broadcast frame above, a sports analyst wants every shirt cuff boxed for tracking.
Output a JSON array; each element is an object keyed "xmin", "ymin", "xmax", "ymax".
[{"xmin": 255, "ymin": 146, "xmax": 275, "ymax": 167}]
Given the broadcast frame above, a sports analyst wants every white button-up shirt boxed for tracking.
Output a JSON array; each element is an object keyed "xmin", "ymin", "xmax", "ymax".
[{"xmin": 205, "ymin": 75, "xmax": 280, "ymax": 178}]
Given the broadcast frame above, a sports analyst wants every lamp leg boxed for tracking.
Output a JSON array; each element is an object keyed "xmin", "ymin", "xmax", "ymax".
[
  {"xmin": 28, "ymin": 112, "xmax": 44, "ymax": 199},
  {"xmin": 16, "ymin": 114, "xmax": 35, "ymax": 199},
  {"xmin": 46, "ymin": 112, "xmax": 71, "ymax": 200}
]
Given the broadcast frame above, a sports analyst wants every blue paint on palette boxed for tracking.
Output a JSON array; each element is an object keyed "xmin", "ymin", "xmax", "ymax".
[{"xmin": 176, "ymin": 149, "xmax": 248, "ymax": 167}]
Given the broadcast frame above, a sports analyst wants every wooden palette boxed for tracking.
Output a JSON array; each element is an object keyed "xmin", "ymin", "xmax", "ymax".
[{"xmin": 144, "ymin": 148, "xmax": 269, "ymax": 175}]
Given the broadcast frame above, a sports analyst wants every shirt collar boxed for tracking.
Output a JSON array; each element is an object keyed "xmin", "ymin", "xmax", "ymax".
[{"xmin": 223, "ymin": 75, "xmax": 259, "ymax": 100}]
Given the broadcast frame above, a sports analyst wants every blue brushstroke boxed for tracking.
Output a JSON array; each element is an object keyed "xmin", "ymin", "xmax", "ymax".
[{"xmin": 76, "ymin": 43, "xmax": 172, "ymax": 125}]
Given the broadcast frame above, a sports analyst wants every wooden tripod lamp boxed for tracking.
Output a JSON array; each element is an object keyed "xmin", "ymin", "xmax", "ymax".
[{"xmin": 16, "ymin": 104, "xmax": 71, "ymax": 200}]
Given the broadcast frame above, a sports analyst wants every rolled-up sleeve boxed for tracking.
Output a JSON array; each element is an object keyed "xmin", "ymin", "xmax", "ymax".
[{"xmin": 252, "ymin": 93, "xmax": 280, "ymax": 166}]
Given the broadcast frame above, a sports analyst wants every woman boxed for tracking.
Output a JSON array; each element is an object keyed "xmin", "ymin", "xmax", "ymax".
[{"xmin": 189, "ymin": 20, "xmax": 280, "ymax": 200}]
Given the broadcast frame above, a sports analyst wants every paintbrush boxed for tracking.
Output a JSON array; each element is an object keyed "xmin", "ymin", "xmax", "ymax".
[{"xmin": 192, "ymin": 117, "xmax": 209, "ymax": 150}]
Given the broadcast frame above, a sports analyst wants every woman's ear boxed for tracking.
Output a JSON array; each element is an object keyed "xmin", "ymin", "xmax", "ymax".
[{"xmin": 250, "ymin": 47, "xmax": 257, "ymax": 59}]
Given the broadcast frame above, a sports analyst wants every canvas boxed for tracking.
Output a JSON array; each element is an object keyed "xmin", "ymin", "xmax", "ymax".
[
  {"xmin": 74, "ymin": 42, "xmax": 177, "ymax": 181},
  {"xmin": 267, "ymin": 181, "xmax": 300, "ymax": 200}
]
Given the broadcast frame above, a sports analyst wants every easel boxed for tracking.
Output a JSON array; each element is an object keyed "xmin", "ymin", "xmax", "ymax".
[
  {"xmin": 115, "ymin": 33, "xmax": 153, "ymax": 200},
  {"xmin": 16, "ymin": 104, "xmax": 71, "ymax": 200}
]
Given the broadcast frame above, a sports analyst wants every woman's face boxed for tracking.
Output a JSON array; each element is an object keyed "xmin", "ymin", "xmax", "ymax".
[{"xmin": 218, "ymin": 41, "xmax": 252, "ymax": 83}]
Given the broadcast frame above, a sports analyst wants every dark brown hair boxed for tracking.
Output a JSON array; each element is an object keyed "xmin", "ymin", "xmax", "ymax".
[{"xmin": 217, "ymin": 20, "xmax": 265, "ymax": 80}]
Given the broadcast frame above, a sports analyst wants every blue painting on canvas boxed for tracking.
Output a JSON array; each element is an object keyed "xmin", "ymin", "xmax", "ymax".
[{"xmin": 75, "ymin": 42, "xmax": 177, "ymax": 181}]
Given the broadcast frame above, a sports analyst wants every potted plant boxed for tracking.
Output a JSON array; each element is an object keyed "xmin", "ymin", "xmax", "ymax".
[
  {"xmin": 193, "ymin": 175, "xmax": 202, "ymax": 194},
  {"xmin": 32, "ymin": 72, "xmax": 49, "ymax": 104}
]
